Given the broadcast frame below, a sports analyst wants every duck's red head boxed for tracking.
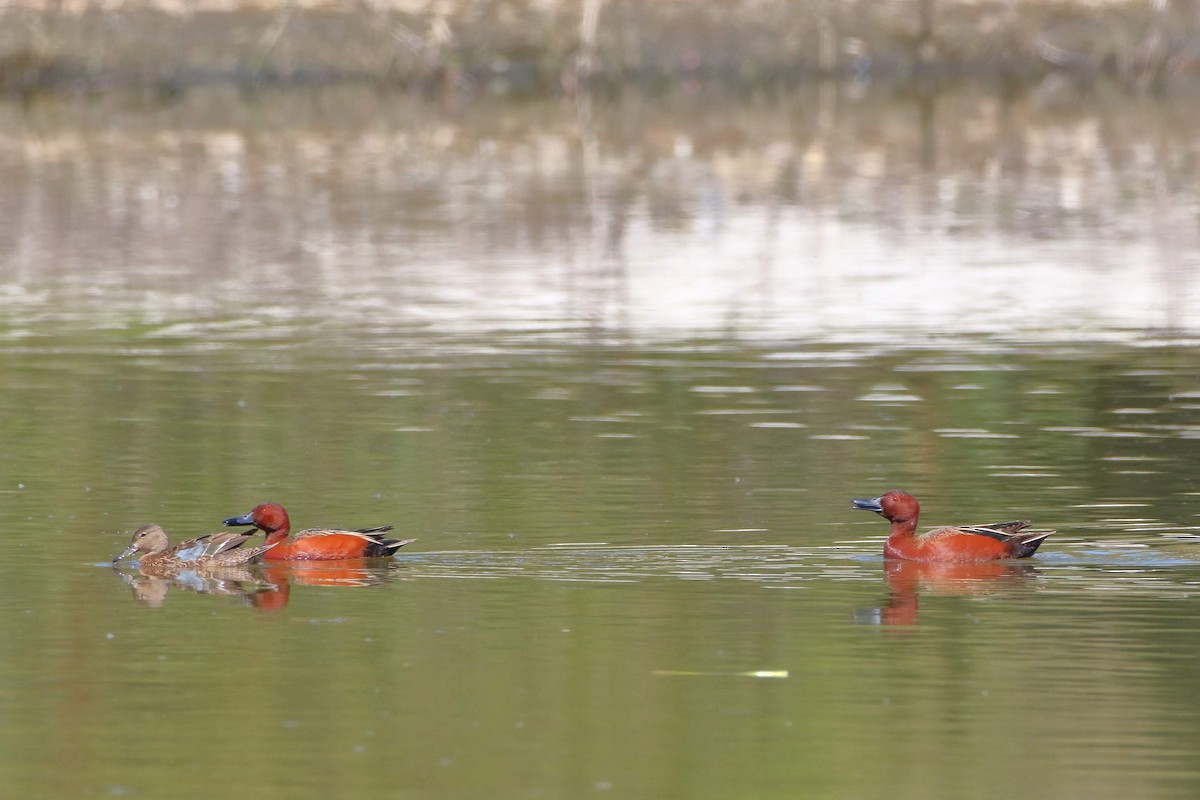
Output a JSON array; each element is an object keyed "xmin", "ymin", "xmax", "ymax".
[
  {"xmin": 223, "ymin": 502, "xmax": 291, "ymax": 536},
  {"xmin": 851, "ymin": 490, "xmax": 920, "ymax": 524}
]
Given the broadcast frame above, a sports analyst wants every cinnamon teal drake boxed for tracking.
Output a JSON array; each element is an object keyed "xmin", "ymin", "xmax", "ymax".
[
  {"xmin": 222, "ymin": 502, "xmax": 415, "ymax": 561},
  {"xmin": 851, "ymin": 490, "xmax": 1053, "ymax": 563}
]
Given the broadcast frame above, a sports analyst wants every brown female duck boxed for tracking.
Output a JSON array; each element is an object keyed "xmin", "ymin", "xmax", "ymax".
[{"xmin": 112, "ymin": 523, "xmax": 276, "ymax": 569}]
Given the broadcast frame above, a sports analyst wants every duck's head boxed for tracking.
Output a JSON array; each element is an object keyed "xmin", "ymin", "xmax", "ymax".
[
  {"xmin": 851, "ymin": 490, "xmax": 919, "ymax": 524},
  {"xmin": 223, "ymin": 502, "xmax": 290, "ymax": 535},
  {"xmin": 113, "ymin": 523, "xmax": 170, "ymax": 563}
]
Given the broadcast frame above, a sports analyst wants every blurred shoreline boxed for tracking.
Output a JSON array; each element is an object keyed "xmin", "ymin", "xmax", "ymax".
[
  {"xmin": 2, "ymin": 0, "xmax": 1200, "ymax": 98},
  {"xmin": 1, "ymin": 82, "xmax": 1197, "ymax": 340}
]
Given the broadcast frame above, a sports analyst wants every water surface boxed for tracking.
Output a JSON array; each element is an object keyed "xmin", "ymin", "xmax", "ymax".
[{"xmin": 2, "ymin": 86, "xmax": 1200, "ymax": 799}]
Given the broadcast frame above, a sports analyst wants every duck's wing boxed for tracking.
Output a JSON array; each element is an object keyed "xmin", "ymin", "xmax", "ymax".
[
  {"xmin": 175, "ymin": 531, "xmax": 256, "ymax": 561},
  {"xmin": 922, "ymin": 522, "xmax": 1023, "ymax": 541},
  {"xmin": 941, "ymin": 522, "xmax": 1031, "ymax": 543},
  {"xmin": 974, "ymin": 520, "xmax": 1031, "ymax": 535},
  {"xmin": 210, "ymin": 539, "xmax": 279, "ymax": 565},
  {"xmin": 206, "ymin": 531, "xmax": 258, "ymax": 554},
  {"xmin": 957, "ymin": 522, "xmax": 1054, "ymax": 555},
  {"xmin": 348, "ymin": 526, "xmax": 412, "ymax": 553},
  {"xmin": 354, "ymin": 525, "xmax": 394, "ymax": 534},
  {"xmin": 295, "ymin": 527, "xmax": 393, "ymax": 542},
  {"xmin": 293, "ymin": 527, "xmax": 413, "ymax": 557}
]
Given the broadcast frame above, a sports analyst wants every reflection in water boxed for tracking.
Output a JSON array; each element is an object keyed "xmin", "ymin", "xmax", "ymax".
[
  {"xmin": 0, "ymin": 85, "xmax": 1198, "ymax": 340},
  {"xmin": 859, "ymin": 559, "xmax": 1040, "ymax": 626},
  {"xmin": 112, "ymin": 563, "xmax": 277, "ymax": 609},
  {"xmin": 113, "ymin": 559, "xmax": 403, "ymax": 610},
  {"xmin": 251, "ymin": 560, "xmax": 403, "ymax": 611}
]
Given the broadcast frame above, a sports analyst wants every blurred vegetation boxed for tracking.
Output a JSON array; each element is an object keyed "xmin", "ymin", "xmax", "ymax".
[{"xmin": 2, "ymin": 0, "xmax": 1200, "ymax": 98}]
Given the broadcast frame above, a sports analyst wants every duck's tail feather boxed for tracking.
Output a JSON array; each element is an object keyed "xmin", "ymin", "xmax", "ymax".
[
  {"xmin": 363, "ymin": 535, "xmax": 417, "ymax": 557},
  {"xmin": 354, "ymin": 525, "xmax": 395, "ymax": 535},
  {"xmin": 1007, "ymin": 530, "xmax": 1053, "ymax": 559}
]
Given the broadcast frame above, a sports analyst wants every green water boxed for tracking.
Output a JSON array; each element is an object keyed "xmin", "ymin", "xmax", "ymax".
[
  {"xmin": 3, "ymin": 86, "xmax": 1200, "ymax": 798},
  {"xmin": 3, "ymin": 332, "xmax": 1200, "ymax": 798}
]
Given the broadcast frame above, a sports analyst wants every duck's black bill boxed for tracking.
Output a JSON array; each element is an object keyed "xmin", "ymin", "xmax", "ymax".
[
  {"xmin": 851, "ymin": 497, "xmax": 883, "ymax": 513},
  {"xmin": 223, "ymin": 513, "xmax": 254, "ymax": 527},
  {"xmin": 112, "ymin": 544, "xmax": 138, "ymax": 563}
]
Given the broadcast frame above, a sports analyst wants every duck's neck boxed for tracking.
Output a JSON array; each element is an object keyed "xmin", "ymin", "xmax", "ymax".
[
  {"xmin": 888, "ymin": 518, "xmax": 918, "ymax": 539},
  {"xmin": 263, "ymin": 529, "xmax": 291, "ymax": 546}
]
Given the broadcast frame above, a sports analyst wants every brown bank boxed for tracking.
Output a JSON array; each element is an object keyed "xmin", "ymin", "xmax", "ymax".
[{"xmin": 1, "ymin": 0, "xmax": 1198, "ymax": 97}]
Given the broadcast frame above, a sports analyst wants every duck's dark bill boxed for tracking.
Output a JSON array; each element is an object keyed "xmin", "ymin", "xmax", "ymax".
[{"xmin": 112, "ymin": 544, "xmax": 139, "ymax": 563}]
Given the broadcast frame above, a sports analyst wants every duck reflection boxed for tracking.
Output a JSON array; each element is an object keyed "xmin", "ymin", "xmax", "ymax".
[
  {"xmin": 115, "ymin": 559, "xmax": 406, "ymax": 610},
  {"xmin": 113, "ymin": 562, "xmax": 280, "ymax": 609},
  {"xmin": 249, "ymin": 560, "xmax": 406, "ymax": 611},
  {"xmin": 857, "ymin": 559, "xmax": 1039, "ymax": 626}
]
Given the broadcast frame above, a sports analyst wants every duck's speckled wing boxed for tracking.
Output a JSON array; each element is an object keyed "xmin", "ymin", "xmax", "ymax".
[
  {"xmin": 209, "ymin": 539, "xmax": 278, "ymax": 565},
  {"xmin": 174, "ymin": 531, "xmax": 258, "ymax": 562}
]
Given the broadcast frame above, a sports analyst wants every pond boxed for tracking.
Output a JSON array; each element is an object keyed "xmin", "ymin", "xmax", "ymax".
[{"xmin": 1, "ymin": 84, "xmax": 1200, "ymax": 799}]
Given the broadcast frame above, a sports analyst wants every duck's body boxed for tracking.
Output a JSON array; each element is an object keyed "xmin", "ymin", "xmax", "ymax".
[
  {"xmin": 223, "ymin": 502, "xmax": 415, "ymax": 561},
  {"xmin": 113, "ymin": 524, "xmax": 275, "ymax": 569},
  {"xmin": 852, "ymin": 490, "xmax": 1052, "ymax": 563},
  {"xmin": 256, "ymin": 526, "xmax": 413, "ymax": 561}
]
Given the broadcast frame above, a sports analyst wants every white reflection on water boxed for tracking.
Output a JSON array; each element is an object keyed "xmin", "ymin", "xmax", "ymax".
[{"xmin": 1, "ymin": 89, "xmax": 1199, "ymax": 343}]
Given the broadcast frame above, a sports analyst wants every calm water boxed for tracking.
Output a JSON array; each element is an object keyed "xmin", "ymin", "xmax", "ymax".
[{"xmin": 3, "ymin": 86, "xmax": 1200, "ymax": 799}]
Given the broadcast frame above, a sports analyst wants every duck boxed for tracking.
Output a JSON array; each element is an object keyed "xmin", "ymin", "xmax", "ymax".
[
  {"xmin": 112, "ymin": 523, "xmax": 276, "ymax": 569},
  {"xmin": 851, "ymin": 490, "xmax": 1052, "ymax": 563},
  {"xmin": 222, "ymin": 502, "xmax": 415, "ymax": 561}
]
